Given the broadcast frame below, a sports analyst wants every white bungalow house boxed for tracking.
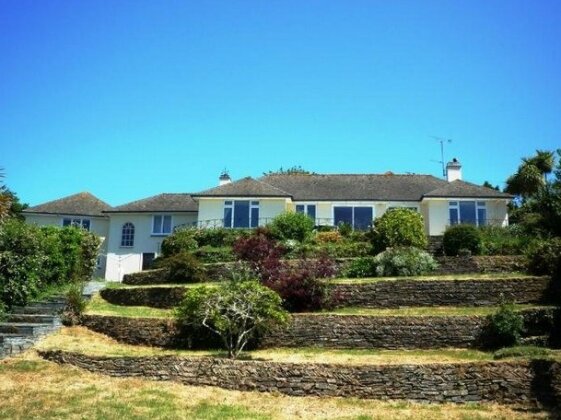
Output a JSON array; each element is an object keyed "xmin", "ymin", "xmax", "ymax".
[{"xmin": 23, "ymin": 159, "xmax": 512, "ymax": 281}]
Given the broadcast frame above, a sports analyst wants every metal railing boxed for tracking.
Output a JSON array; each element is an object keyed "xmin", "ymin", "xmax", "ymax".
[
  {"xmin": 446, "ymin": 219, "xmax": 507, "ymax": 228},
  {"xmin": 174, "ymin": 217, "xmax": 368, "ymax": 231}
]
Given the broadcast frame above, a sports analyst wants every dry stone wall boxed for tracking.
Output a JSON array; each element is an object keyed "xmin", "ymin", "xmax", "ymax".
[
  {"xmin": 81, "ymin": 309, "xmax": 556, "ymax": 350},
  {"xmin": 333, "ymin": 276, "xmax": 554, "ymax": 308},
  {"xmin": 103, "ymin": 277, "xmax": 554, "ymax": 309},
  {"xmin": 40, "ymin": 350, "xmax": 561, "ymax": 407}
]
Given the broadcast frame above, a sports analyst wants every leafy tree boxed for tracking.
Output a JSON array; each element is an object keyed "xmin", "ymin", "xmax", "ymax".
[
  {"xmin": 482, "ymin": 181, "xmax": 500, "ymax": 191},
  {"xmin": 264, "ymin": 165, "xmax": 315, "ymax": 175},
  {"xmin": 176, "ymin": 280, "xmax": 289, "ymax": 359}
]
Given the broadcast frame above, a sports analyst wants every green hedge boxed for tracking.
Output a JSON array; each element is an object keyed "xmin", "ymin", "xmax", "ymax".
[{"xmin": 0, "ymin": 219, "xmax": 101, "ymax": 308}]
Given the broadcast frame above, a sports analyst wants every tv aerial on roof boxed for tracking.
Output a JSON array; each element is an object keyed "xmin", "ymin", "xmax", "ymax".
[{"xmin": 430, "ymin": 136, "xmax": 452, "ymax": 178}]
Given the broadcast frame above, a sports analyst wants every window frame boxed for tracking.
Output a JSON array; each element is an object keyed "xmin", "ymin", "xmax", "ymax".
[
  {"xmin": 448, "ymin": 200, "xmax": 487, "ymax": 226},
  {"xmin": 223, "ymin": 200, "xmax": 260, "ymax": 228},
  {"xmin": 61, "ymin": 217, "xmax": 91, "ymax": 231},
  {"xmin": 152, "ymin": 214, "xmax": 173, "ymax": 236},
  {"xmin": 295, "ymin": 203, "xmax": 317, "ymax": 223},
  {"xmin": 120, "ymin": 222, "xmax": 135, "ymax": 248},
  {"xmin": 331, "ymin": 204, "xmax": 375, "ymax": 230}
]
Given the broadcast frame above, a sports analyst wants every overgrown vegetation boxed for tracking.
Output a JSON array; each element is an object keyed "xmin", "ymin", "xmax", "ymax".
[
  {"xmin": 61, "ymin": 284, "xmax": 87, "ymax": 326},
  {"xmin": 343, "ymin": 256, "xmax": 378, "ymax": 278},
  {"xmin": 176, "ymin": 280, "xmax": 289, "ymax": 359},
  {"xmin": 0, "ymin": 219, "xmax": 100, "ymax": 308},
  {"xmin": 370, "ymin": 208, "xmax": 428, "ymax": 253}
]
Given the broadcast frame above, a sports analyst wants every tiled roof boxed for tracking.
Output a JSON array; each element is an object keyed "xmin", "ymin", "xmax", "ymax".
[
  {"xmin": 106, "ymin": 193, "xmax": 198, "ymax": 213},
  {"xmin": 260, "ymin": 173, "xmax": 452, "ymax": 201},
  {"xmin": 423, "ymin": 180, "xmax": 513, "ymax": 199},
  {"xmin": 193, "ymin": 177, "xmax": 292, "ymax": 198},
  {"xmin": 23, "ymin": 192, "xmax": 111, "ymax": 217}
]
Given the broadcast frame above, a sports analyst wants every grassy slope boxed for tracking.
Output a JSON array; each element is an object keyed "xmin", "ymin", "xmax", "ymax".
[{"xmin": 0, "ymin": 352, "xmax": 549, "ymax": 420}]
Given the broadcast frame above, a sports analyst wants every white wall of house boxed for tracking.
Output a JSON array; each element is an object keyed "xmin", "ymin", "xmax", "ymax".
[
  {"xmin": 422, "ymin": 199, "xmax": 510, "ymax": 236},
  {"xmin": 24, "ymin": 213, "xmax": 110, "ymax": 278},
  {"xmin": 105, "ymin": 212, "xmax": 197, "ymax": 281}
]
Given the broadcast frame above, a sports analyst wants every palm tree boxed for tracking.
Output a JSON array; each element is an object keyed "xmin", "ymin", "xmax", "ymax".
[
  {"xmin": 523, "ymin": 150, "xmax": 554, "ymax": 181},
  {"xmin": 505, "ymin": 161, "xmax": 545, "ymax": 198}
]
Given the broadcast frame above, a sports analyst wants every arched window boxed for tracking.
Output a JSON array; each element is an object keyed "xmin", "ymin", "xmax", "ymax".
[{"xmin": 121, "ymin": 222, "xmax": 135, "ymax": 247}]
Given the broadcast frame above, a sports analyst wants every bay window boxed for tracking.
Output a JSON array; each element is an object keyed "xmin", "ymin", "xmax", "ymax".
[
  {"xmin": 449, "ymin": 201, "xmax": 486, "ymax": 226},
  {"xmin": 223, "ymin": 200, "xmax": 259, "ymax": 228}
]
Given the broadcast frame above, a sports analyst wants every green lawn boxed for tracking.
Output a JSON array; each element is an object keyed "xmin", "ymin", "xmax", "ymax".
[{"xmin": 85, "ymin": 294, "xmax": 173, "ymax": 318}]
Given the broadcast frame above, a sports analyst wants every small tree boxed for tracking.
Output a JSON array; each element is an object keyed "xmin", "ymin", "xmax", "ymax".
[
  {"xmin": 443, "ymin": 224, "xmax": 482, "ymax": 256},
  {"xmin": 371, "ymin": 208, "xmax": 427, "ymax": 253},
  {"xmin": 176, "ymin": 280, "xmax": 289, "ymax": 359}
]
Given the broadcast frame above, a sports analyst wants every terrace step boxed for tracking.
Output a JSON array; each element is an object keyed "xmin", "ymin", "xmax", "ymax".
[
  {"xmin": 0, "ymin": 333, "xmax": 36, "ymax": 358},
  {"xmin": 11, "ymin": 303, "xmax": 66, "ymax": 315},
  {"xmin": 0, "ymin": 322, "xmax": 56, "ymax": 336},
  {"xmin": 6, "ymin": 314, "xmax": 61, "ymax": 325}
]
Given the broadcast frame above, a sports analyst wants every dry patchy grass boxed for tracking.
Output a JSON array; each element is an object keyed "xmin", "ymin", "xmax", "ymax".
[
  {"xmin": 0, "ymin": 352, "xmax": 549, "ymax": 420},
  {"xmin": 37, "ymin": 327, "xmax": 500, "ymax": 365},
  {"xmin": 321, "ymin": 304, "xmax": 552, "ymax": 317},
  {"xmin": 331, "ymin": 273, "xmax": 537, "ymax": 285}
]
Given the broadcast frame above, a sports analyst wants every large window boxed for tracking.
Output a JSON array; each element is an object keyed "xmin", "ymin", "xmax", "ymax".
[
  {"xmin": 121, "ymin": 222, "xmax": 135, "ymax": 247},
  {"xmin": 62, "ymin": 218, "xmax": 91, "ymax": 231},
  {"xmin": 333, "ymin": 206, "xmax": 373, "ymax": 230},
  {"xmin": 223, "ymin": 200, "xmax": 259, "ymax": 228},
  {"xmin": 449, "ymin": 201, "xmax": 486, "ymax": 226},
  {"xmin": 152, "ymin": 215, "xmax": 172, "ymax": 235},
  {"xmin": 295, "ymin": 204, "xmax": 316, "ymax": 222}
]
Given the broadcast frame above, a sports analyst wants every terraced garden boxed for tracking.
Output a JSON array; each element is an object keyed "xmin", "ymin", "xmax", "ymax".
[{"xmin": 26, "ymin": 264, "xmax": 558, "ymax": 416}]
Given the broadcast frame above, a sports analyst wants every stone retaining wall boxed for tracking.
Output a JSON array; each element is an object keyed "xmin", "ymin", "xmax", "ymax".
[
  {"xmin": 81, "ymin": 309, "xmax": 556, "ymax": 350},
  {"xmin": 40, "ymin": 350, "xmax": 561, "ymax": 407},
  {"xmin": 434, "ymin": 256, "xmax": 526, "ymax": 275},
  {"xmin": 103, "ymin": 277, "xmax": 554, "ymax": 309},
  {"xmin": 333, "ymin": 276, "xmax": 554, "ymax": 308},
  {"xmin": 122, "ymin": 256, "xmax": 527, "ymax": 285}
]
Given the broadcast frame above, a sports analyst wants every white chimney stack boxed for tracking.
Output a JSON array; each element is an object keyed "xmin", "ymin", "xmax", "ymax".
[
  {"xmin": 446, "ymin": 158, "xmax": 462, "ymax": 182},
  {"xmin": 219, "ymin": 170, "xmax": 232, "ymax": 186}
]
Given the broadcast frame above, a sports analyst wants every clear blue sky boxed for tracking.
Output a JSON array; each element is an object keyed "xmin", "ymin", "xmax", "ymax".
[{"xmin": 2, "ymin": 0, "xmax": 560, "ymax": 206}]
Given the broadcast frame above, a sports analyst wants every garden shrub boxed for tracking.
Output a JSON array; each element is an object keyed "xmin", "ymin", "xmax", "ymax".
[
  {"xmin": 263, "ymin": 256, "xmax": 337, "ymax": 312},
  {"xmin": 343, "ymin": 257, "xmax": 378, "ymax": 278},
  {"xmin": 193, "ymin": 246, "xmax": 235, "ymax": 263},
  {"xmin": 526, "ymin": 237, "xmax": 561, "ymax": 277},
  {"xmin": 269, "ymin": 212, "xmax": 315, "ymax": 242},
  {"xmin": 442, "ymin": 224, "xmax": 482, "ymax": 256},
  {"xmin": 160, "ymin": 229, "xmax": 198, "ymax": 257},
  {"xmin": 337, "ymin": 222, "xmax": 353, "ymax": 237},
  {"xmin": 370, "ymin": 208, "xmax": 427, "ymax": 253},
  {"xmin": 0, "ymin": 220, "xmax": 100, "ymax": 308},
  {"xmin": 374, "ymin": 247, "xmax": 438, "ymax": 277},
  {"xmin": 0, "ymin": 220, "xmax": 45, "ymax": 307},
  {"xmin": 314, "ymin": 231, "xmax": 342, "ymax": 244},
  {"xmin": 232, "ymin": 230, "xmax": 285, "ymax": 274},
  {"xmin": 176, "ymin": 280, "xmax": 289, "ymax": 359},
  {"xmin": 483, "ymin": 302, "xmax": 524, "ymax": 349},
  {"xmin": 155, "ymin": 252, "xmax": 207, "ymax": 283},
  {"xmin": 290, "ymin": 241, "xmax": 372, "ymax": 259},
  {"xmin": 493, "ymin": 345, "xmax": 551, "ymax": 360},
  {"xmin": 61, "ymin": 284, "xmax": 87, "ymax": 326},
  {"xmin": 479, "ymin": 225, "xmax": 532, "ymax": 256},
  {"xmin": 193, "ymin": 228, "xmax": 251, "ymax": 247}
]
